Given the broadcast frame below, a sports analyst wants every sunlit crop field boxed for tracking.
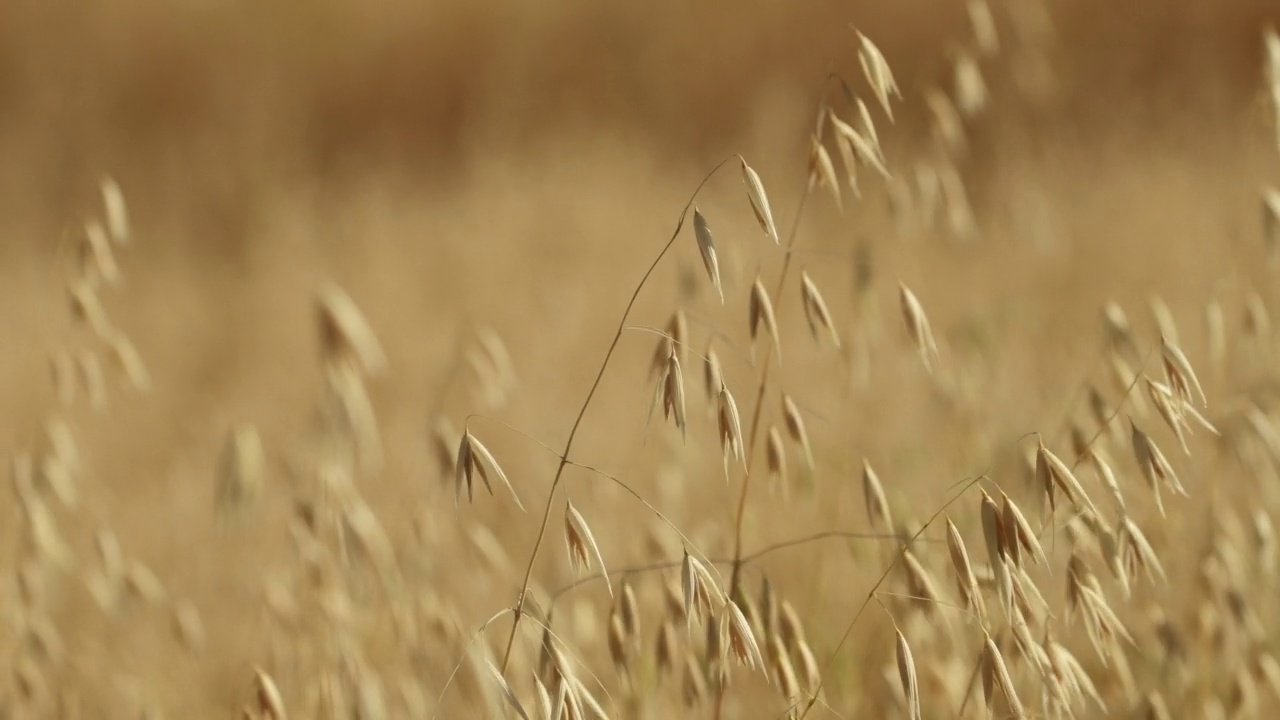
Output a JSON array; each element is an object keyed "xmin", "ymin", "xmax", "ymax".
[{"xmin": 2, "ymin": 1, "xmax": 1280, "ymax": 718}]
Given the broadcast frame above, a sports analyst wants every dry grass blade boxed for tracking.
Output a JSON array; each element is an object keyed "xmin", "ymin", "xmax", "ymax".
[
  {"xmin": 692, "ymin": 207, "xmax": 724, "ymax": 303},
  {"xmin": 800, "ymin": 271, "xmax": 841, "ymax": 348},
  {"xmin": 898, "ymin": 283, "xmax": 939, "ymax": 372},
  {"xmin": 749, "ymin": 277, "xmax": 782, "ymax": 364},
  {"xmin": 739, "ymin": 156, "xmax": 779, "ymax": 244},
  {"xmin": 564, "ymin": 501, "xmax": 611, "ymax": 596},
  {"xmin": 894, "ymin": 629, "xmax": 921, "ymax": 720},
  {"xmin": 856, "ymin": 30, "xmax": 901, "ymax": 120}
]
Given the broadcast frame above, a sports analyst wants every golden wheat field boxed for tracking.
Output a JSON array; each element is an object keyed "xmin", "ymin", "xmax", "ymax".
[{"xmin": 4, "ymin": 0, "xmax": 1280, "ymax": 717}]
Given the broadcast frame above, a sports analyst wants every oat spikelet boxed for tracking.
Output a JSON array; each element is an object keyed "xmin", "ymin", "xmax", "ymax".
[
  {"xmin": 216, "ymin": 424, "xmax": 265, "ymax": 520},
  {"xmin": 945, "ymin": 518, "xmax": 986, "ymax": 622},
  {"xmin": 692, "ymin": 208, "xmax": 724, "ymax": 303},
  {"xmin": 899, "ymin": 283, "xmax": 939, "ymax": 371},
  {"xmin": 660, "ymin": 349, "xmax": 688, "ymax": 439},
  {"xmin": 895, "ymin": 629, "xmax": 921, "ymax": 720},
  {"xmin": 80, "ymin": 219, "xmax": 121, "ymax": 286},
  {"xmin": 982, "ymin": 635, "xmax": 1025, "ymax": 718},
  {"xmin": 968, "ymin": 0, "xmax": 999, "ymax": 56},
  {"xmin": 69, "ymin": 281, "xmax": 113, "ymax": 339},
  {"xmin": 862, "ymin": 459, "xmax": 893, "ymax": 534},
  {"xmin": 782, "ymin": 394, "xmax": 815, "ymax": 472},
  {"xmin": 484, "ymin": 660, "xmax": 531, "ymax": 720},
  {"xmin": 107, "ymin": 333, "xmax": 151, "ymax": 392},
  {"xmin": 722, "ymin": 601, "xmax": 765, "ymax": 672},
  {"xmin": 254, "ymin": 668, "xmax": 287, "ymax": 720},
  {"xmin": 739, "ymin": 157, "xmax": 779, "ymax": 244},
  {"xmin": 680, "ymin": 551, "xmax": 723, "ymax": 626},
  {"xmin": 1036, "ymin": 439, "xmax": 1099, "ymax": 517},
  {"xmin": 717, "ymin": 383, "xmax": 745, "ymax": 476},
  {"xmin": 564, "ymin": 502, "xmax": 610, "ymax": 596},
  {"xmin": 1130, "ymin": 419, "xmax": 1185, "ymax": 515},
  {"xmin": 316, "ymin": 284, "xmax": 387, "ymax": 377},
  {"xmin": 800, "ymin": 271, "xmax": 840, "ymax": 347},
  {"xmin": 749, "ymin": 277, "xmax": 782, "ymax": 364},
  {"xmin": 100, "ymin": 176, "xmax": 130, "ymax": 245},
  {"xmin": 1160, "ymin": 334, "xmax": 1206, "ymax": 408},
  {"xmin": 1265, "ymin": 187, "xmax": 1280, "ymax": 261},
  {"xmin": 828, "ymin": 110, "xmax": 890, "ymax": 179},
  {"xmin": 702, "ymin": 341, "xmax": 723, "ymax": 406},
  {"xmin": 455, "ymin": 432, "xmax": 525, "ymax": 511},
  {"xmin": 765, "ymin": 426, "xmax": 788, "ymax": 494},
  {"xmin": 953, "ymin": 49, "xmax": 988, "ymax": 117},
  {"xmin": 857, "ymin": 30, "xmax": 901, "ymax": 121},
  {"xmin": 808, "ymin": 135, "xmax": 842, "ymax": 211}
]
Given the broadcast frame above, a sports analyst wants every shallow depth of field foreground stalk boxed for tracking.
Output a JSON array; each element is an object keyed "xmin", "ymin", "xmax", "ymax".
[{"xmin": 497, "ymin": 156, "xmax": 738, "ymax": 674}]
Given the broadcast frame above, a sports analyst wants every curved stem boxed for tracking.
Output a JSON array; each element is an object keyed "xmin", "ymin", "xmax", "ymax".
[{"xmin": 496, "ymin": 155, "xmax": 737, "ymax": 674}]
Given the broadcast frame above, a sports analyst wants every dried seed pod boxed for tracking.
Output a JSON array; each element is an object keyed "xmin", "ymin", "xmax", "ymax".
[
  {"xmin": 800, "ymin": 271, "xmax": 841, "ymax": 347},
  {"xmin": 739, "ymin": 157, "xmax": 779, "ymax": 244},
  {"xmin": 692, "ymin": 208, "xmax": 724, "ymax": 303}
]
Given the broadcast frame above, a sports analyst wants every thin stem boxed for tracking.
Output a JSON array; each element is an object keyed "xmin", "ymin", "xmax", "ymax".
[{"xmin": 496, "ymin": 155, "xmax": 737, "ymax": 675}]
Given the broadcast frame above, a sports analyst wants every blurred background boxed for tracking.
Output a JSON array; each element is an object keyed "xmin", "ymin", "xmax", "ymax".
[{"xmin": 2, "ymin": 0, "xmax": 1279, "ymax": 716}]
